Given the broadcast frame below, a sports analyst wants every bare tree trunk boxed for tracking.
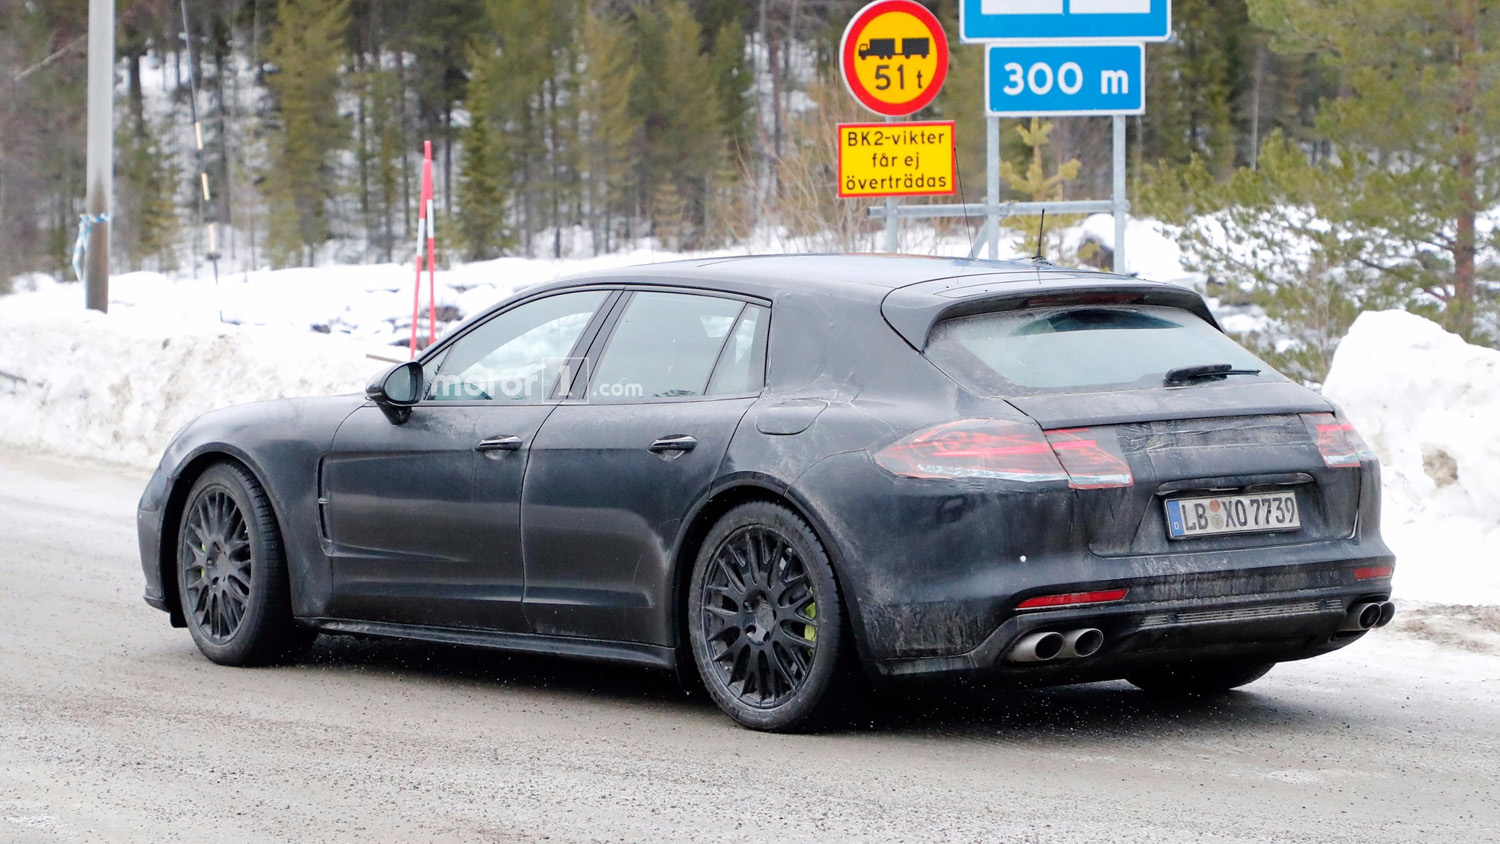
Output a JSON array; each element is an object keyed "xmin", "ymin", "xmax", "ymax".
[
  {"xmin": 398, "ymin": 52, "xmax": 412, "ymax": 250},
  {"xmin": 1452, "ymin": 0, "xmax": 1478, "ymax": 338},
  {"xmin": 442, "ymin": 107, "xmax": 453, "ymax": 217}
]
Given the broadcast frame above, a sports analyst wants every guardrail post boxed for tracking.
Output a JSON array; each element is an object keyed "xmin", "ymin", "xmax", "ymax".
[{"xmin": 883, "ymin": 115, "xmax": 900, "ymax": 253}]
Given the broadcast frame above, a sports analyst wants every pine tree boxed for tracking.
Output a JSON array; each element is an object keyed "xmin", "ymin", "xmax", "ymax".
[
  {"xmin": 636, "ymin": 0, "xmax": 725, "ymax": 249},
  {"xmin": 483, "ymin": 0, "xmax": 570, "ymax": 256},
  {"xmin": 577, "ymin": 7, "xmax": 642, "ymax": 255},
  {"xmin": 710, "ymin": 19, "xmax": 753, "ymax": 161},
  {"xmin": 1142, "ymin": 0, "xmax": 1241, "ymax": 173},
  {"xmin": 1249, "ymin": 0, "xmax": 1500, "ymax": 340},
  {"xmin": 456, "ymin": 49, "xmax": 510, "ymax": 260},
  {"xmin": 1000, "ymin": 119, "xmax": 1091, "ymax": 262},
  {"xmin": 261, "ymin": 0, "xmax": 350, "ymax": 267},
  {"xmin": 1142, "ymin": 134, "xmax": 1417, "ymax": 382},
  {"xmin": 363, "ymin": 64, "xmax": 407, "ymax": 263}
]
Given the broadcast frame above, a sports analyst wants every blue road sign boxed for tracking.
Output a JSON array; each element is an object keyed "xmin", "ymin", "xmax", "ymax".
[
  {"xmin": 961, "ymin": 0, "xmax": 1171, "ymax": 44},
  {"xmin": 985, "ymin": 44, "xmax": 1144, "ymax": 116}
]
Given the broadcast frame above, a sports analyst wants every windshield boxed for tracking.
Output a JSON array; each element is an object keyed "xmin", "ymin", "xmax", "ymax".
[{"xmin": 924, "ymin": 305, "xmax": 1280, "ymax": 396}]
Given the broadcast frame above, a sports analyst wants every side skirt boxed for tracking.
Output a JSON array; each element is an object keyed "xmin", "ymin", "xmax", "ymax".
[{"xmin": 308, "ymin": 618, "xmax": 678, "ymax": 671}]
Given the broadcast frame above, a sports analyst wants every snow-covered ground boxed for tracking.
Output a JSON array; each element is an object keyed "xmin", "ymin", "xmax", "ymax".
[
  {"xmin": 1323, "ymin": 311, "xmax": 1500, "ymax": 605},
  {"xmin": 2, "ymin": 235, "xmax": 1492, "ymax": 606}
]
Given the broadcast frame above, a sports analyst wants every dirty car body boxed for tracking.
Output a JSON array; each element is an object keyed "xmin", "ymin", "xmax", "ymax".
[{"xmin": 139, "ymin": 255, "xmax": 1395, "ymax": 707}]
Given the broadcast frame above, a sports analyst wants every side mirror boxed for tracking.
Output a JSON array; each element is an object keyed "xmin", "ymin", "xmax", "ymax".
[{"xmin": 366, "ymin": 361, "xmax": 423, "ymax": 424}]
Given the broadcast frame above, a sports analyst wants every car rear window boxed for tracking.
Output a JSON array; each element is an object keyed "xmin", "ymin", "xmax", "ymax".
[{"xmin": 924, "ymin": 305, "xmax": 1279, "ymax": 396}]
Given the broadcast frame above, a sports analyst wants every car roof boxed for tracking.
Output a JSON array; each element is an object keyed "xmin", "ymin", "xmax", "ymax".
[
  {"xmin": 522, "ymin": 254, "xmax": 1214, "ymax": 349},
  {"xmin": 544, "ymin": 253, "xmax": 1147, "ymax": 301}
]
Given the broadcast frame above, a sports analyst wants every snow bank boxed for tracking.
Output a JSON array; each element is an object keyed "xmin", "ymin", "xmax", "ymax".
[
  {"xmin": 1324, "ymin": 310, "xmax": 1500, "ymax": 605},
  {"xmin": 0, "ymin": 249, "xmax": 739, "ymax": 470},
  {"xmin": 0, "ymin": 308, "xmax": 381, "ymax": 470},
  {"xmin": 5, "ymin": 249, "xmax": 698, "ymax": 348}
]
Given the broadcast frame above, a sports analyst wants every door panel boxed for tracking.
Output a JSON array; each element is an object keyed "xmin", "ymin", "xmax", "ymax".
[
  {"xmin": 320, "ymin": 289, "xmax": 616, "ymax": 631},
  {"xmin": 521, "ymin": 290, "xmax": 764, "ymax": 644},
  {"xmin": 322, "ymin": 404, "xmax": 492, "ymax": 625},
  {"xmin": 520, "ymin": 398, "xmax": 755, "ymax": 643},
  {"xmin": 323, "ymin": 403, "xmax": 557, "ymax": 630}
]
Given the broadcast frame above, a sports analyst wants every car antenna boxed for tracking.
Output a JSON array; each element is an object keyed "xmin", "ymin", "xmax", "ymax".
[{"xmin": 1031, "ymin": 210, "xmax": 1052, "ymax": 265}]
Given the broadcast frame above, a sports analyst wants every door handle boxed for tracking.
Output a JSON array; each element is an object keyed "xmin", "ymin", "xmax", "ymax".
[
  {"xmin": 476, "ymin": 435, "xmax": 524, "ymax": 452},
  {"xmin": 648, "ymin": 434, "xmax": 698, "ymax": 454}
]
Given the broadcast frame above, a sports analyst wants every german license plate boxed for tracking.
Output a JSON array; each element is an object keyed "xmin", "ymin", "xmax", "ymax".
[{"xmin": 1165, "ymin": 491, "xmax": 1300, "ymax": 539}]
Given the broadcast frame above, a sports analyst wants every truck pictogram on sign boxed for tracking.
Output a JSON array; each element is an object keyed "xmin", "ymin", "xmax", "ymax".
[{"xmin": 858, "ymin": 37, "xmax": 931, "ymax": 60}]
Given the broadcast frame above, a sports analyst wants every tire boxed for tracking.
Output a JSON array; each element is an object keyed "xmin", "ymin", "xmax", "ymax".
[
  {"xmin": 175, "ymin": 462, "xmax": 314, "ymax": 666},
  {"xmin": 687, "ymin": 502, "xmax": 856, "ymax": 732},
  {"xmin": 1127, "ymin": 661, "xmax": 1275, "ymax": 697}
]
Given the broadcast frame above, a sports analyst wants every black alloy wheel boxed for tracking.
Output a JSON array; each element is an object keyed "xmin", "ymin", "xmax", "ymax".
[
  {"xmin": 700, "ymin": 525, "xmax": 819, "ymax": 707},
  {"xmin": 689, "ymin": 501, "xmax": 855, "ymax": 731},
  {"xmin": 182, "ymin": 486, "xmax": 253, "ymax": 643},
  {"xmin": 176, "ymin": 462, "xmax": 313, "ymax": 666}
]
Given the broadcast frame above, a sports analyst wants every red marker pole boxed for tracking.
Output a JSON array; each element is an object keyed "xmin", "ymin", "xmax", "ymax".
[{"xmin": 409, "ymin": 141, "xmax": 438, "ymax": 358}]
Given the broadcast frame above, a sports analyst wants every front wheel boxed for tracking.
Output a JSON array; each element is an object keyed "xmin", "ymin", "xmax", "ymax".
[
  {"xmin": 688, "ymin": 502, "xmax": 856, "ymax": 732},
  {"xmin": 176, "ymin": 463, "xmax": 314, "ymax": 666},
  {"xmin": 1128, "ymin": 661, "xmax": 1275, "ymax": 697}
]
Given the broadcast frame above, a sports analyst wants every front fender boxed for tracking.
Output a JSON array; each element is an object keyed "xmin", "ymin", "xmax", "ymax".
[{"xmin": 139, "ymin": 395, "xmax": 365, "ymax": 622}]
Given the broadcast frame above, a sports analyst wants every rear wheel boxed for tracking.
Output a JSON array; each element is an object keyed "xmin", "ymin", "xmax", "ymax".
[
  {"xmin": 1128, "ymin": 661, "xmax": 1275, "ymax": 696},
  {"xmin": 176, "ymin": 463, "xmax": 314, "ymax": 666},
  {"xmin": 688, "ymin": 502, "xmax": 855, "ymax": 732}
]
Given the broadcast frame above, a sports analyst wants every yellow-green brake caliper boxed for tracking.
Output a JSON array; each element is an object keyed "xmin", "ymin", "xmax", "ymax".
[{"xmin": 804, "ymin": 599, "xmax": 817, "ymax": 642}]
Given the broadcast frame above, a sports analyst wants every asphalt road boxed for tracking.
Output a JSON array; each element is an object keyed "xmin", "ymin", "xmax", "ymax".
[{"xmin": 1, "ymin": 450, "xmax": 1497, "ymax": 843}]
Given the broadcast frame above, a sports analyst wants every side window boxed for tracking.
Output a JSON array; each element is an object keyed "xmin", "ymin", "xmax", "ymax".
[
  {"xmin": 427, "ymin": 290, "xmax": 608, "ymax": 402},
  {"xmin": 588, "ymin": 292, "xmax": 745, "ymax": 403},
  {"xmin": 707, "ymin": 304, "xmax": 768, "ymax": 396}
]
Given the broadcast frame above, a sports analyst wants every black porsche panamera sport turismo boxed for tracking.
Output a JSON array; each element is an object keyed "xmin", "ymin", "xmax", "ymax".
[{"xmin": 138, "ymin": 255, "xmax": 1396, "ymax": 731}]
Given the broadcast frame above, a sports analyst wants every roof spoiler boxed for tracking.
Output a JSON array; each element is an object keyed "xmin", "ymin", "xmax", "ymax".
[{"xmin": 880, "ymin": 275, "xmax": 1218, "ymax": 351}]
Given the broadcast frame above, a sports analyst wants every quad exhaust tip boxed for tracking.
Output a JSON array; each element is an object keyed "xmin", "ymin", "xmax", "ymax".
[
  {"xmin": 1008, "ymin": 628, "xmax": 1105, "ymax": 663},
  {"xmin": 1341, "ymin": 601, "xmax": 1396, "ymax": 633},
  {"xmin": 1009, "ymin": 631, "xmax": 1065, "ymax": 663},
  {"xmin": 1060, "ymin": 628, "xmax": 1104, "ymax": 659},
  {"xmin": 1376, "ymin": 601, "xmax": 1396, "ymax": 627}
]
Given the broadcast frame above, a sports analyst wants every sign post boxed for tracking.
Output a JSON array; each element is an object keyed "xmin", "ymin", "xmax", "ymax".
[
  {"xmin": 839, "ymin": 0, "xmax": 1166, "ymax": 270},
  {"xmin": 838, "ymin": 0, "xmax": 951, "ymax": 252}
]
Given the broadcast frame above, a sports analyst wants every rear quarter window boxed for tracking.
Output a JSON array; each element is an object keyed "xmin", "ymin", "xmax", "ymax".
[{"xmin": 924, "ymin": 305, "xmax": 1281, "ymax": 396}]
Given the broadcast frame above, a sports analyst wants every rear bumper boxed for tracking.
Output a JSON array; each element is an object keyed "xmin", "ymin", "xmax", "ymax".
[
  {"xmin": 874, "ymin": 559, "xmax": 1394, "ymax": 679},
  {"xmin": 792, "ymin": 449, "xmax": 1394, "ymax": 678}
]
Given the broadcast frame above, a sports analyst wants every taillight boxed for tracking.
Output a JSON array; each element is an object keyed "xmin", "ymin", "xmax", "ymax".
[
  {"xmin": 1303, "ymin": 413, "xmax": 1376, "ymax": 468},
  {"xmin": 873, "ymin": 419, "xmax": 1135, "ymax": 488},
  {"xmin": 873, "ymin": 419, "xmax": 1068, "ymax": 482},
  {"xmin": 1044, "ymin": 428, "xmax": 1134, "ymax": 489}
]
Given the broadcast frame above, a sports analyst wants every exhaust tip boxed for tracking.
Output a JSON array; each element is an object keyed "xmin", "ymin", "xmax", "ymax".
[
  {"xmin": 1061, "ymin": 628, "xmax": 1104, "ymax": 659},
  {"xmin": 1376, "ymin": 601, "xmax": 1396, "ymax": 628},
  {"xmin": 1341, "ymin": 602, "xmax": 1383, "ymax": 632},
  {"xmin": 1009, "ymin": 631, "xmax": 1066, "ymax": 663}
]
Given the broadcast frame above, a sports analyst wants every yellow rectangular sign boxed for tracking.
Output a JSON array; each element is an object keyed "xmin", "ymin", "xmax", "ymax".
[{"xmin": 837, "ymin": 120, "xmax": 956, "ymax": 199}]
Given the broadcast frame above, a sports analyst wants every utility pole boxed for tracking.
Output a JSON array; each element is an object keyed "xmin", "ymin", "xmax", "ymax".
[{"xmin": 84, "ymin": 0, "xmax": 115, "ymax": 313}]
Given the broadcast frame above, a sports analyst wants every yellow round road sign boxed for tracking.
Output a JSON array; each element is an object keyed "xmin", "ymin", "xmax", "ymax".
[{"xmin": 840, "ymin": 0, "xmax": 949, "ymax": 117}]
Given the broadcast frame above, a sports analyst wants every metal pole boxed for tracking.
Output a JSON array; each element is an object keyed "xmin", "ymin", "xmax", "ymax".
[
  {"xmin": 882, "ymin": 115, "xmax": 899, "ymax": 253},
  {"xmin": 84, "ymin": 0, "xmax": 114, "ymax": 313},
  {"xmin": 986, "ymin": 115, "xmax": 1000, "ymax": 260},
  {"xmin": 1112, "ymin": 114, "xmax": 1127, "ymax": 274}
]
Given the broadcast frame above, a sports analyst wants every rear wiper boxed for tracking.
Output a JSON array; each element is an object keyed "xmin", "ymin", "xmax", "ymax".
[{"xmin": 1164, "ymin": 363, "xmax": 1261, "ymax": 386}]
